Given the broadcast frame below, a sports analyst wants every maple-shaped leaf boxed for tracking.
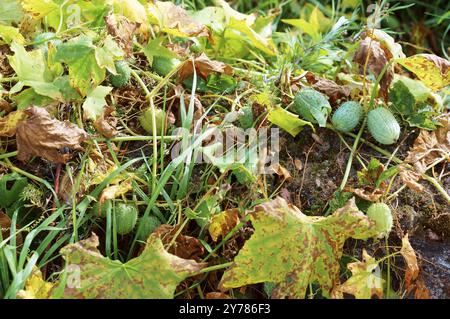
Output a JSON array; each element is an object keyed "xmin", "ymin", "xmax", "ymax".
[
  {"xmin": 8, "ymin": 43, "xmax": 62, "ymax": 100},
  {"xmin": 219, "ymin": 197, "xmax": 379, "ymax": 298},
  {"xmin": 59, "ymin": 233, "xmax": 205, "ymax": 298},
  {"xmin": 82, "ymin": 86, "xmax": 113, "ymax": 121},
  {"xmin": 54, "ymin": 35, "xmax": 105, "ymax": 96},
  {"xmin": 332, "ymin": 250, "xmax": 384, "ymax": 299}
]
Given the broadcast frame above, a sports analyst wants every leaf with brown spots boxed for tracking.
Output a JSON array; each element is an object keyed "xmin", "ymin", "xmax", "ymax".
[
  {"xmin": 354, "ymin": 36, "xmax": 393, "ymax": 98},
  {"xmin": 179, "ymin": 53, "xmax": 233, "ymax": 82},
  {"xmin": 147, "ymin": 1, "xmax": 210, "ymax": 38},
  {"xmin": 332, "ymin": 250, "xmax": 383, "ymax": 299},
  {"xmin": 209, "ymin": 209, "xmax": 240, "ymax": 242},
  {"xmin": 58, "ymin": 233, "xmax": 205, "ymax": 298},
  {"xmin": 16, "ymin": 106, "xmax": 88, "ymax": 164},
  {"xmin": 219, "ymin": 197, "xmax": 379, "ymax": 298},
  {"xmin": 396, "ymin": 54, "xmax": 450, "ymax": 91}
]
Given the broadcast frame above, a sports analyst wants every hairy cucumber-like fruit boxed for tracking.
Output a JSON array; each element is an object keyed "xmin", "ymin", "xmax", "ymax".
[
  {"xmin": 238, "ymin": 106, "xmax": 254, "ymax": 129},
  {"xmin": 367, "ymin": 107, "xmax": 400, "ymax": 145},
  {"xmin": 109, "ymin": 60, "xmax": 131, "ymax": 88},
  {"xmin": 114, "ymin": 203, "xmax": 138, "ymax": 235},
  {"xmin": 136, "ymin": 215, "xmax": 161, "ymax": 241},
  {"xmin": 366, "ymin": 203, "xmax": 393, "ymax": 236},
  {"xmin": 331, "ymin": 101, "xmax": 363, "ymax": 132},
  {"xmin": 139, "ymin": 108, "xmax": 166, "ymax": 134},
  {"xmin": 293, "ymin": 88, "xmax": 331, "ymax": 127},
  {"xmin": 152, "ymin": 56, "xmax": 180, "ymax": 76},
  {"xmin": 91, "ymin": 200, "xmax": 112, "ymax": 218}
]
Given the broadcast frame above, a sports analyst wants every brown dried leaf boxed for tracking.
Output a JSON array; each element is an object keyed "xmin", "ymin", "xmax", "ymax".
[
  {"xmin": 105, "ymin": 13, "xmax": 138, "ymax": 56},
  {"xmin": 205, "ymin": 292, "xmax": 231, "ymax": 299},
  {"xmin": 354, "ymin": 37, "xmax": 393, "ymax": 98},
  {"xmin": 400, "ymin": 116, "xmax": 450, "ymax": 191},
  {"xmin": 179, "ymin": 53, "xmax": 233, "ymax": 82},
  {"xmin": 16, "ymin": 106, "xmax": 88, "ymax": 164},
  {"xmin": 305, "ymin": 72, "xmax": 351, "ymax": 105},
  {"xmin": 413, "ymin": 279, "xmax": 431, "ymax": 299},
  {"xmin": 154, "ymin": 224, "xmax": 204, "ymax": 261},
  {"xmin": 351, "ymin": 187, "xmax": 383, "ymax": 202},
  {"xmin": 167, "ymin": 85, "xmax": 203, "ymax": 125},
  {"xmin": 400, "ymin": 234, "xmax": 419, "ymax": 290},
  {"xmin": 93, "ymin": 106, "xmax": 118, "ymax": 138},
  {"xmin": 0, "ymin": 211, "xmax": 11, "ymax": 239},
  {"xmin": 208, "ymin": 209, "xmax": 240, "ymax": 242},
  {"xmin": 268, "ymin": 163, "xmax": 292, "ymax": 181}
]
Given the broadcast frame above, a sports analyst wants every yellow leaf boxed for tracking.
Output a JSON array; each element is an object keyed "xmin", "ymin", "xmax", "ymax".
[
  {"xmin": 396, "ymin": 54, "xmax": 450, "ymax": 91},
  {"xmin": 108, "ymin": 0, "xmax": 147, "ymax": 23},
  {"xmin": 208, "ymin": 209, "xmax": 239, "ymax": 242},
  {"xmin": 0, "ymin": 109, "xmax": 26, "ymax": 137},
  {"xmin": 267, "ymin": 106, "xmax": 314, "ymax": 137},
  {"xmin": 99, "ymin": 178, "xmax": 133, "ymax": 203},
  {"xmin": 0, "ymin": 25, "xmax": 25, "ymax": 44},
  {"xmin": 228, "ymin": 18, "xmax": 276, "ymax": 56},
  {"xmin": 17, "ymin": 267, "xmax": 54, "ymax": 299}
]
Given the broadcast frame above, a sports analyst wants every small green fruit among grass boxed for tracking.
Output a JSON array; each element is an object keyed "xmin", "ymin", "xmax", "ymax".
[
  {"xmin": 109, "ymin": 60, "xmax": 131, "ymax": 88},
  {"xmin": 139, "ymin": 108, "xmax": 166, "ymax": 134},
  {"xmin": 331, "ymin": 101, "xmax": 363, "ymax": 132},
  {"xmin": 114, "ymin": 203, "xmax": 138, "ymax": 235},
  {"xmin": 136, "ymin": 215, "xmax": 161, "ymax": 241},
  {"xmin": 367, "ymin": 107, "xmax": 400, "ymax": 145},
  {"xmin": 91, "ymin": 200, "xmax": 112, "ymax": 218},
  {"xmin": 367, "ymin": 202, "xmax": 393, "ymax": 236},
  {"xmin": 152, "ymin": 56, "xmax": 180, "ymax": 76},
  {"xmin": 293, "ymin": 88, "xmax": 331, "ymax": 127}
]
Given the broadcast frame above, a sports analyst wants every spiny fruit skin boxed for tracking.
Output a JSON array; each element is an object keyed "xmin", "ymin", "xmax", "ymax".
[
  {"xmin": 331, "ymin": 101, "xmax": 363, "ymax": 132},
  {"xmin": 367, "ymin": 107, "xmax": 400, "ymax": 145},
  {"xmin": 114, "ymin": 203, "xmax": 138, "ymax": 235},
  {"xmin": 91, "ymin": 200, "xmax": 112, "ymax": 218},
  {"xmin": 367, "ymin": 203, "xmax": 393, "ymax": 236},
  {"xmin": 136, "ymin": 215, "xmax": 161, "ymax": 241},
  {"xmin": 238, "ymin": 106, "xmax": 254, "ymax": 129},
  {"xmin": 293, "ymin": 88, "xmax": 331, "ymax": 127},
  {"xmin": 152, "ymin": 56, "xmax": 180, "ymax": 77},
  {"xmin": 109, "ymin": 60, "xmax": 131, "ymax": 88},
  {"xmin": 138, "ymin": 108, "xmax": 166, "ymax": 134}
]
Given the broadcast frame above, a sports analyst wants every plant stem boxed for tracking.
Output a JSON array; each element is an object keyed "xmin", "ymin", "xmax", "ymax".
[
  {"xmin": 0, "ymin": 151, "xmax": 18, "ymax": 159},
  {"xmin": 194, "ymin": 262, "xmax": 234, "ymax": 275},
  {"xmin": 0, "ymin": 77, "xmax": 18, "ymax": 83}
]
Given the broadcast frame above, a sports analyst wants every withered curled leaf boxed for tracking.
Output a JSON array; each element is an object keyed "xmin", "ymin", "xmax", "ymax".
[
  {"xmin": 16, "ymin": 106, "xmax": 88, "ymax": 164},
  {"xmin": 179, "ymin": 53, "xmax": 233, "ymax": 82},
  {"xmin": 354, "ymin": 36, "xmax": 393, "ymax": 98},
  {"xmin": 93, "ymin": 106, "xmax": 118, "ymax": 138},
  {"xmin": 105, "ymin": 13, "xmax": 138, "ymax": 57}
]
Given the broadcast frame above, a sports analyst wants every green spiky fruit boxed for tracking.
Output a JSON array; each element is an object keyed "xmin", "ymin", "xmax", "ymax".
[
  {"xmin": 331, "ymin": 101, "xmax": 363, "ymax": 132},
  {"xmin": 367, "ymin": 107, "xmax": 400, "ymax": 145},
  {"xmin": 238, "ymin": 106, "xmax": 254, "ymax": 129},
  {"xmin": 367, "ymin": 203, "xmax": 393, "ymax": 236},
  {"xmin": 293, "ymin": 88, "xmax": 331, "ymax": 127},
  {"xmin": 114, "ymin": 203, "xmax": 138, "ymax": 235},
  {"xmin": 109, "ymin": 60, "xmax": 131, "ymax": 88},
  {"xmin": 152, "ymin": 56, "xmax": 180, "ymax": 76},
  {"xmin": 138, "ymin": 108, "xmax": 166, "ymax": 134},
  {"xmin": 91, "ymin": 200, "xmax": 112, "ymax": 218},
  {"xmin": 136, "ymin": 215, "xmax": 161, "ymax": 241}
]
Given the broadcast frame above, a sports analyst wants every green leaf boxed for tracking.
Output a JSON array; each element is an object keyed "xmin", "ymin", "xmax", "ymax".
[
  {"xmin": 0, "ymin": 0, "xmax": 24, "ymax": 25},
  {"xmin": 389, "ymin": 76, "xmax": 431, "ymax": 115},
  {"xmin": 219, "ymin": 197, "xmax": 379, "ymax": 298},
  {"xmin": 0, "ymin": 25, "xmax": 25, "ymax": 44},
  {"xmin": 8, "ymin": 42, "xmax": 62, "ymax": 100},
  {"xmin": 12, "ymin": 88, "xmax": 53, "ymax": 109},
  {"xmin": 0, "ymin": 173, "xmax": 28, "ymax": 209},
  {"xmin": 82, "ymin": 86, "xmax": 113, "ymax": 120},
  {"xmin": 267, "ymin": 106, "xmax": 314, "ymax": 137},
  {"xmin": 55, "ymin": 35, "xmax": 106, "ymax": 96},
  {"xmin": 21, "ymin": 0, "xmax": 60, "ymax": 29},
  {"xmin": 141, "ymin": 38, "xmax": 179, "ymax": 65},
  {"xmin": 95, "ymin": 36, "xmax": 124, "ymax": 74},
  {"xmin": 108, "ymin": 0, "xmax": 147, "ymax": 23},
  {"xmin": 57, "ymin": 233, "xmax": 205, "ymax": 298}
]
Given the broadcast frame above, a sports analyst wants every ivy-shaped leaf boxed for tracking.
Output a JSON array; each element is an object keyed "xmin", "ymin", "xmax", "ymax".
[
  {"xmin": 8, "ymin": 43, "xmax": 62, "ymax": 100},
  {"xmin": 58, "ymin": 233, "xmax": 205, "ymax": 298},
  {"xmin": 219, "ymin": 197, "xmax": 379, "ymax": 298},
  {"xmin": 332, "ymin": 250, "xmax": 384, "ymax": 299},
  {"xmin": 82, "ymin": 86, "xmax": 113, "ymax": 120},
  {"xmin": 54, "ymin": 35, "xmax": 106, "ymax": 96}
]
